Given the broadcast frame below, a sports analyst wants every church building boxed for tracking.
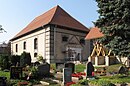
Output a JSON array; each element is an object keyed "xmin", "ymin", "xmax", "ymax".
[{"xmin": 10, "ymin": 5, "xmax": 90, "ymax": 63}]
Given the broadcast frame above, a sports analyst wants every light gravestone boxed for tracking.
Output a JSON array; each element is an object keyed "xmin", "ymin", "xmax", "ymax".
[
  {"xmin": 86, "ymin": 62, "xmax": 94, "ymax": 77},
  {"xmin": 56, "ymin": 63, "xmax": 64, "ymax": 72},
  {"xmin": 63, "ymin": 68, "xmax": 72, "ymax": 85}
]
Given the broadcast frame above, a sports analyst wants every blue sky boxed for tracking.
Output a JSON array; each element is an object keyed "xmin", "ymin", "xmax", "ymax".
[{"xmin": 0, "ymin": 0, "xmax": 98, "ymax": 43}]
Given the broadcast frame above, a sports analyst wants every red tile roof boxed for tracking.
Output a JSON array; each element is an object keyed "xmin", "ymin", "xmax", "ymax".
[
  {"xmin": 85, "ymin": 27, "xmax": 104, "ymax": 40},
  {"xmin": 12, "ymin": 5, "xmax": 89, "ymax": 40}
]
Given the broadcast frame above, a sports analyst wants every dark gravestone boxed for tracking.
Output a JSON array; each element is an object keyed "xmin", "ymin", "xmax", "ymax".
[
  {"xmin": 86, "ymin": 62, "xmax": 94, "ymax": 77},
  {"xmin": 37, "ymin": 63, "xmax": 50, "ymax": 77},
  {"xmin": 65, "ymin": 63, "xmax": 75, "ymax": 73},
  {"xmin": 56, "ymin": 63, "xmax": 64, "ymax": 72},
  {"xmin": 63, "ymin": 68, "xmax": 72, "ymax": 85},
  {"xmin": 118, "ymin": 66, "xmax": 126, "ymax": 74},
  {"xmin": 10, "ymin": 66, "xmax": 22, "ymax": 79},
  {"xmin": 0, "ymin": 77, "xmax": 7, "ymax": 86}
]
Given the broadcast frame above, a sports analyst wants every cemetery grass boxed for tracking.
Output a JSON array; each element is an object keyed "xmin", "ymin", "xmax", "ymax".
[
  {"xmin": 50, "ymin": 63, "xmax": 86, "ymax": 73},
  {"xmin": 75, "ymin": 64, "xmax": 86, "ymax": 73},
  {"xmin": 105, "ymin": 63, "xmax": 123, "ymax": 73},
  {"xmin": 94, "ymin": 63, "xmax": 123, "ymax": 73},
  {"xmin": 0, "ymin": 70, "xmax": 10, "ymax": 79},
  {"xmin": 75, "ymin": 63, "xmax": 122, "ymax": 73},
  {"xmin": 0, "ymin": 70, "xmax": 40, "ymax": 85},
  {"xmin": 89, "ymin": 74, "xmax": 130, "ymax": 86}
]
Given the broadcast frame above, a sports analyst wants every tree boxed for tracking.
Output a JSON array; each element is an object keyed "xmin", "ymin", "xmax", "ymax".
[
  {"xmin": 0, "ymin": 25, "xmax": 6, "ymax": 33},
  {"xmin": 95, "ymin": 0, "xmax": 130, "ymax": 57},
  {"xmin": 20, "ymin": 52, "xmax": 31, "ymax": 67}
]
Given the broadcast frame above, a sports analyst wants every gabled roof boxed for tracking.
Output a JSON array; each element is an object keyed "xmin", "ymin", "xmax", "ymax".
[
  {"xmin": 85, "ymin": 27, "xmax": 104, "ymax": 40},
  {"xmin": 11, "ymin": 5, "xmax": 89, "ymax": 40}
]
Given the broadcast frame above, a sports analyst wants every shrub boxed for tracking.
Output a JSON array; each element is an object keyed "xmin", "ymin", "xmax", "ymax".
[
  {"xmin": 20, "ymin": 52, "xmax": 31, "ymax": 67},
  {"xmin": 29, "ymin": 66, "xmax": 38, "ymax": 78},
  {"xmin": 78, "ymin": 79, "xmax": 88, "ymax": 85},
  {"xmin": 23, "ymin": 65, "xmax": 38, "ymax": 79},
  {"xmin": 50, "ymin": 64, "xmax": 56, "ymax": 70},
  {"xmin": 10, "ymin": 55, "xmax": 20, "ymax": 66},
  {"xmin": 37, "ymin": 55, "xmax": 46, "ymax": 63},
  {"xmin": 0, "ymin": 54, "xmax": 10, "ymax": 70}
]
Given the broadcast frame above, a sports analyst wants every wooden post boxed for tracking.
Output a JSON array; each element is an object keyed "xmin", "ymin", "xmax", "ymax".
[
  {"xmin": 105, "ymin": 56, "xmax": 109, "ymax": 66},
  {"xmin": 95, "ymin": 56, "xmax": 98, "ymax": 66}
]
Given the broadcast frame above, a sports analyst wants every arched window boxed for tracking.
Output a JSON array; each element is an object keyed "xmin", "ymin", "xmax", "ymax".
[
  {"xmin": 16, "ymin": 44, "xmax": 18, "ymax": 52},
  {"xmin": 34, "ymin": 52, "xmax": 37, "ymax": 57},
  {"xmin": 23, "ymin": 41, "xmax": 26, "ymax": 50},
  {"xmin": 34, "ymin": 38, "xmax": 38, "ymax": 49}
]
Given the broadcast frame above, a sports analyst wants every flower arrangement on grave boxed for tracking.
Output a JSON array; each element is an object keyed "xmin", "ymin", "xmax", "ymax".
[
  {"xmin": 66, "ymin": 81, "xmax": 76, "ymax": 86},
  {"xmin": 23, "ymin": 65, "xmax": 38, "ymax": 80},
  {"xmin": 71, "ymin": 72, "xmax": 86, "ymax": 78},
  {"xmin": 18, "ymin": 81, "xmax": 28, "ymax": 86}
]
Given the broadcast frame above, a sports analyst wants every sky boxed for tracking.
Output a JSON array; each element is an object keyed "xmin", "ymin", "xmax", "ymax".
[{"xmin": 0, "ymin": 0, "xmax": 99, "ymax": 43}]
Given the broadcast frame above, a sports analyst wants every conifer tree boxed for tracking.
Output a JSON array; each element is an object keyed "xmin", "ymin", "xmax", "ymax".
[{"xmin": 95, "ymin": 0, "xmax": 130, "ymax": 57}]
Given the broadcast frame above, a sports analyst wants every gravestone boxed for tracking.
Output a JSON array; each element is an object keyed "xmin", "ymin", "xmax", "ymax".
[
  {"xmin": 65, "ymin": 63, "xmax": 75, "ymax": 73},
  {"xmin": 63, "ymin": 68, "xmax": 72, "ymax": 85},
  {"xmin": 10, "ymin": 66, "xmax": 22, "ymax": 79},
  {"xmin": 86, "ymin": 62, "xmax": 94, "ymax": 77},
  {"xmin": 37, "ymin": 63, "xmax": 50, "ymax": 77},
  {"xmin": 0, "ymin": 77, "xmax": 7, "ymax": 86},
  {"xmin": 118, "ymin": 66, "xmax": 126, "ymax": 74},
  {"xmin": 56, "ymin": 63, "xmax": 64, "ymax": 72}
]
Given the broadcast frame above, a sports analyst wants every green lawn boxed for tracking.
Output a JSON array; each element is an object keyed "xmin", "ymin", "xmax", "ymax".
[
  {"xmin": 75, "ymin": 64, "xmax": 86, "ymax": 73},
  {"xmin": 50, "ymin": 63, "xmax": 86, "ymax": 73},
  {"xmin": 89, "ymin": 74, "xmax": 130, "ymax": 86},
  {"xmin": 105, "ymin": 63, "xmax": 123, "ymax": 72},
  {"xmin": 50, "ymin": 63, "xmax": 124, "ymax": 73},
  {"xmin": 0, "ymin": 70, "xmax": 10, "ymax": 79}
]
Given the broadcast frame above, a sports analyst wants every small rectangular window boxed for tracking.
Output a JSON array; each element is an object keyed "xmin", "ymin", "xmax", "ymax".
[{"xmin": 62, "ymin": 36, "xmax": 68, "ymax": 42}]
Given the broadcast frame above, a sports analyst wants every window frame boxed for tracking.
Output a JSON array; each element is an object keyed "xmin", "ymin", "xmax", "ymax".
[
  {"xmin": 23, "ymin": 41, "xmax": 26, "ymax": 50},
  {"xmin": 16, "ymin": 44, "xmax": 18, "ymax": 52},
  {"xmin": 34, "ymin": 52, "xmax": 37, "ymax": 57},
  {"xmin": 62, "ymin": 35, "xmax": 68, "ymax": 42},
  {"xmin": 34, "ymin": 38, "xmax": 38, "ymax": 49}
]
